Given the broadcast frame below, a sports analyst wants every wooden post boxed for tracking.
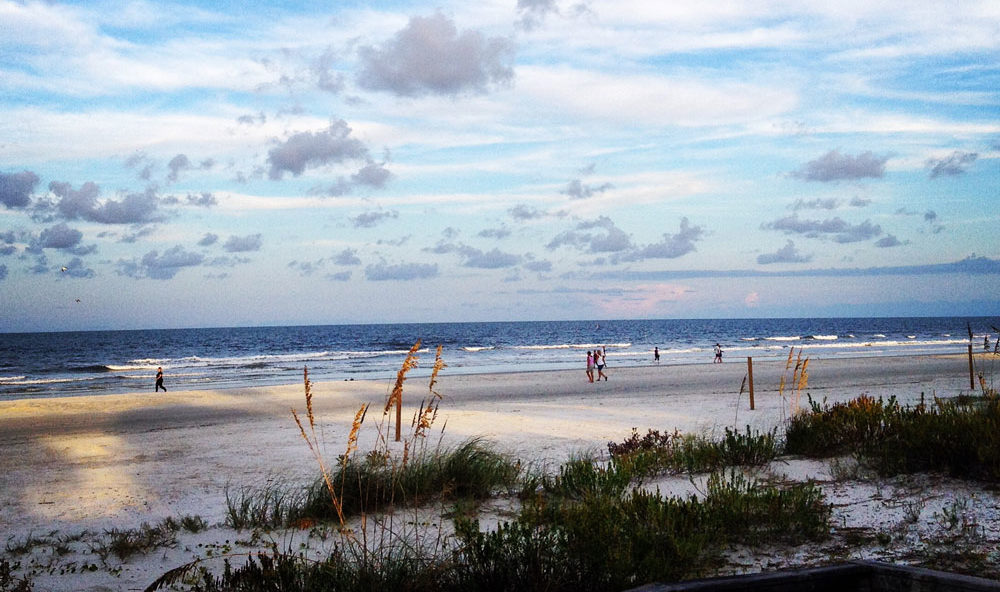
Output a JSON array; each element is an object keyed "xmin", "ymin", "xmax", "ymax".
[
  {"xmin": 968, "ymin": 344, "xmax": 976, "ymax": 390},
  {"xmin": 395, "ymin": 394, "xmax": 402, "ymax": 442},
  {"xmin": 747, "ymin": 356, "xmax": 755, "ymax": 410}
]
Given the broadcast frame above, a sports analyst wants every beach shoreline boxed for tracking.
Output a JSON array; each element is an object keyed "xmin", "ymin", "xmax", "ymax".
[{"xmin": 1, "ymin": 352, "xmax": 996, "ymax": 590}]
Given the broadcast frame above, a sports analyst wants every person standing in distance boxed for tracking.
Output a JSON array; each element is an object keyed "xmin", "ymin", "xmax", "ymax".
[
  {"xmin": 155, "ymin": 366, "xmax": 167, "ymax": 392},
  {"xmin": 596, "ymin": 347, "xmax": 608, "ymax": 381}
]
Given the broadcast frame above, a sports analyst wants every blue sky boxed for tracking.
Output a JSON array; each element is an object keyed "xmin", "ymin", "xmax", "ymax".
[{"xmin": 1, "ymin": 0, "xmax": 998, "ymax": 332}]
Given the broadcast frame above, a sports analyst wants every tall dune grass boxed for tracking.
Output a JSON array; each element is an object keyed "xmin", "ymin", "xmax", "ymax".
[{"xmin": 785, "ymin": 393, "xmax": 1000, "ymax": 481}]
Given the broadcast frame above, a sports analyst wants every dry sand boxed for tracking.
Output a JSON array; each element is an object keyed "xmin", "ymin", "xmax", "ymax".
[{"xmin": 1, "ymin": 353, "xmax": 997, "ymax": 590}]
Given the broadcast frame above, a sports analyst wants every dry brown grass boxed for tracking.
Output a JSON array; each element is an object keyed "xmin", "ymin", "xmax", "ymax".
[
  {"xmin": 292, "ymin": 367, "xmax": 347, "ymax": 526},
  {"xmin": 778, "ymin": 347, "xmax": 810, "ymax": 420}
]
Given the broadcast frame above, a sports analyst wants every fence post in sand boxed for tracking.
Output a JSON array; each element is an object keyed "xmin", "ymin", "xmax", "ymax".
[
  {"xmin": 395, "ymin": 394, "xmax": 402, "ymax": 442},
  {"xmin": 747, "ymin": 357, "xmax": 755, "ymax": 410},
  {"xmin": 968, "ymin": 344, "xmax": 976, "ymax": 390}
]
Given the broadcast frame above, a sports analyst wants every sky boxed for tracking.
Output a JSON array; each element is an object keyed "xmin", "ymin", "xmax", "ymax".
[{"xmin": 1, "ymin": 0, "xmax": 999, "ymax": 332}]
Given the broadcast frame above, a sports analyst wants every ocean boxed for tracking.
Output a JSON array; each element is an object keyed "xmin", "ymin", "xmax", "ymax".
[{"xmin": 1, "ymin": 317, "xmax": 996, "ymax": 400}]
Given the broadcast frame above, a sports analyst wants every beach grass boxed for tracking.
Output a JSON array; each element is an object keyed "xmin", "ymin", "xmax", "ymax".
[
  {"xmin": 187, "ymin": 372, "xmax": 1000, "ymax": 591},
  {"xmin": 607, "ymin": 425, "xmax": 780, "ymax": 478},
  {"xmin": 157, "ymin": 353, "xmax": 835, "ymax": 592},
  {"xmin": 289, "ymin": 437, "xmax": 520, "ymax": 524},
  {"xmin": 96, "ymin": 515, "xmax": 208, "ymax": 563},
  {"xmin": 785, "ymin": 393, "xmax": 1000, "ymax": 481},
  {"xmin": 0, "ymin": 559, "xmax": 32, "ymax": 592}
]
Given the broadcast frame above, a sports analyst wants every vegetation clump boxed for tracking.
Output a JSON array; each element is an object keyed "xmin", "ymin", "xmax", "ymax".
[
  {"xmin": 164, "ymin": 347, "xmax": 830, "ymax": 592},
  {"xmin": 608, "ymin": 426, "xmax": 780, "ymax": 477},
  {"xmin": 785, "ymin": 393, "xmax": 1000, "ymax": 480}
]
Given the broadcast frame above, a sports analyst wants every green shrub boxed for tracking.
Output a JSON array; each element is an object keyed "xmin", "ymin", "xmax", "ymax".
[
  {"xmin": 609, "ymin": 426, "xmax": 780, "ymax": 477},
  {"xmin": 786, "ymin": 394, "xmax": 1000, "ymax": 481}
]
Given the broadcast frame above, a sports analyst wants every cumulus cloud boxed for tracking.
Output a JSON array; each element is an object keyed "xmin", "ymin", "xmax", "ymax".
[
  {"xmin": 48, "ymin": 182, "xmax": 163, "ymax": 225},
  {"xmin": 562, "ymin": 178, "xmax": 613, "ymax": 199},
  {"xmin": 875, "ymin": 234, "xmax": 904, "ymax": 248},
  {"xmin": 365, "ymin": 261, "xmax": 438, "ymax": 281},
  {"xmin": 313, "ymin": 47, "xmax": 345, "ymax": 93},
  {"xmin": 37, "ymin": 223, "xmax": 83, "ymax": 250},
  {"xmin": 425, "ymin": 239, "xmax": 521, "ymax": 268},
  {"xmin": 237, "ymin": 112, "xmax": 267, "ymax": 126},
  {"xmin": 198, "ymin": 233, "xmax": 219, "ymax": 247},
  {"xmin": 509, "ymin": 204, "xmax": 545, "ymax": 220},
  {"xmin": 351, "ymin": 161, "xmax": 392, "ymax": 188},
  {"xmin": 461, "ymin": 247, "xmax": 521, "ymax": 269},
  {"xmin": 523, "ymin": 258, "xmax": 553, "ymax": 273},
  {"xmin": 617, "ymin": 217, "xmax": 704, "ymax": 262},
  {"xmin": 161, "ymin": 154, "xmax": 213, "ymax": 184},
  {"xmin": 334, "ymin": 248, "xmax": 362, "ymax": 265},
  {"xmin": 478, "ymin": 226, "xmax": 511, "ymax": 239},
  {"xmin": 757, "ymin": 240, "xmax": 811, "ymax": 264},
  {"xmin": 546, "ymin": 216, "xmax": 631, "ymax": 253},
  {"xmin": 92, "ymin": 190, "xmax": 163, "ymax": 224},
  {"xmin": 790, "ymin": 150, "xmax": 888, "ymax": 182},
  {"xmin": 186, "ymin": 192, "xmax": 217, "ymax": 207},
  {"xmin": 118, "ymin": 245, "xmax": 205, "ymax": 279},
  {"xmin": 516, "ymin": 0, "xmax": 559, "ymax": 30},
  {"xmin": 124, "ymin": 152, "xmax": 153, "ymax": 181},
  {"xmin": 223, "ymin": 234, "xmax": 262, "ymax": 253},
  {"xmin": 59, "ymin": 257, "xmax": 94, "ymax": 278},
  {"xmin": 831, "ymin": 220, "xmax": 882, "ymax": 243},
  {"xmin": 763, "ymin": 214, "xmax": 882, "ymax": 243},
  {"xmin": 267, "ymin": 120, "xmax": 370, "ymax": 180},
  {"xmin": 49, "ymin": 180, "xmax": 99, "ymax": 219},
  {"xmin": 289, "ymin": 259, "xmax": 325, "ymax": 276},
  {"xmin": 926, "ymin": 151, "xmax": 977, "ymax": 178},
  {"xmin": 792, "ymin": 198, "xmax": 839, "ymax": 210},
  {"xmin": 356, "ymin": 13, "xmax": 515, "ymax": 97},
  {"xmin": 167, "ymin": 154, "xmax": 191, "ymax": 183},
  {"xmin": 351, "ymin": 209, "xmax": 398, "ymax": 228},
  {"xmin": 0, "ymin": 170, "xmax": 39, "ymax": 208}
]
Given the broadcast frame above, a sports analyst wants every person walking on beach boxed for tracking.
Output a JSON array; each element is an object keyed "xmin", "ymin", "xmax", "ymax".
[
  {"xmin": 654, "ymin": 347, "xmax": 660, "ymax": 364},
  {"xmin": 713, "ymin": 343, "xmax": 723, "ymax": 364},
  {"xmin": 155, "ymin": 366, "xmax": 166, "ymax": 392},
  {"xmin": 586, "ymin": 351, "xmax": 595, "ymax": 382},
  {"xmin": 596, "ymin": 347, "xmax": 608, "ymax": 381}
]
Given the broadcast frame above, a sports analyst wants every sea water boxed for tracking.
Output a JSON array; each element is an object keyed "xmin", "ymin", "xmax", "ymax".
[{"xmin": 0, "ymin": 317, "xmax": 995, "ymax": 400}]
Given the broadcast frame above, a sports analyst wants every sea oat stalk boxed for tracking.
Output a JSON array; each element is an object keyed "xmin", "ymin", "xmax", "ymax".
[
  {"xmin": 291, "ymin": 367, "xmax": 346, "ymax": 526},
  {"xmin": 385, "ymin": 341, "xmax": 421, "ymax": 442}
]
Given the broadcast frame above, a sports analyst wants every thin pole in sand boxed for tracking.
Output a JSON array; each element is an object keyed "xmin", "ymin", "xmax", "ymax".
[
  {"xmin": 968, "ymin": 344, "xmax": 976, "ymax": 390},
  {"xmin": 396, "ymin": 393, "xmax": 402, "ymax": 442},
  {"xmin": 747, "ymin": 357, "xmax": 755, "ymax": 410}
]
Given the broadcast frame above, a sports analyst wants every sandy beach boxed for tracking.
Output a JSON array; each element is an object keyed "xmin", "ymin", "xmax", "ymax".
[{"xmin": 1, "ymin": 353, "xmax": 996, "ymax": 590}]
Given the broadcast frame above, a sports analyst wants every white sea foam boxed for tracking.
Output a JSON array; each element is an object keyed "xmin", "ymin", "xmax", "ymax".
[{"xmin": 1, "ymin": 377, "xmax": 79, "ymax": 385}]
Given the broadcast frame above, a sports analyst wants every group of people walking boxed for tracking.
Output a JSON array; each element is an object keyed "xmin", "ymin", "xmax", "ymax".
[
  {"xmin": 586, "ymin": 347, "xmax": 608, "ymax": 382},
  {"xmin": 589, "ymin": 343, "xmax": 725, "ymax": 381}
]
